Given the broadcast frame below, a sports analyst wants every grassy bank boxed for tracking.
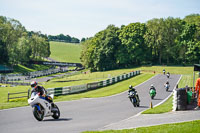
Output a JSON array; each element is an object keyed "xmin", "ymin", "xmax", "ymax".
[
  {"xmin": 49, "ymin": 41, "xmax": 82, "ymax": 63},
  {"xmin": 83, "ymin": 120, "xmax": 200, "ymax": 133}
]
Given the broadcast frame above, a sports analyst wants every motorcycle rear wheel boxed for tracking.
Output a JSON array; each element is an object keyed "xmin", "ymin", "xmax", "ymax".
[
  {"xmin": 33, "ymin": 106, "xmax": 44, "ymax": 121},
  {"xmin": 151, "ymin": 95, "xmax": 154, "ymax": 99},
  {"xmin": 52, "ymin": 104, "xmax": 60, "ymax": 119},
  {"xmin": 137, "ymin": 102, "xmax": 140, "ymax": 107}
]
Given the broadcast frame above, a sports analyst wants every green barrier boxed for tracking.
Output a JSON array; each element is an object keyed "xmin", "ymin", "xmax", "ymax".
[
  {"xmin": 106, "ymin": 79, "xmax": 110, "ymax": 85},
  {"xmin": 117, "ymin": 76, "xmax": 120, "ymax": 81},
  {"xmin": 54, "ymin": 87, "xmax": 63, "ymax": 96},
  {"xmin": 187, "ymin": 91, "xmax": 193, "ymax": 104},
  {"xmin": 99, "ymin": 81, "xmax": 103, "ymax": 87},
  {"xmin": 126, "ymin": 74, "xmax": 128, "ymax": 78},
  {"xmin": 122, "ymin": 75, "xmax": 124, "ymax": 80},
  {"xmin": 46, "ymin": 70, "xmax": 141, "ymax": 96},
  {"xmin": 112, "ymin": 78, "xmax": 115, "ymax": 84}
]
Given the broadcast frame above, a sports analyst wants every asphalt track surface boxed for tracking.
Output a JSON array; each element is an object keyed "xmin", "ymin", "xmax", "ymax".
[{"xmin": 0, "ymin": 74, "xmax": 181, "ymax": 133}]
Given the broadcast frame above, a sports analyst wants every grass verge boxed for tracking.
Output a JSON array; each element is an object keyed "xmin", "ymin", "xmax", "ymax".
[
  {"xmin": 83, "ymin": 120, "xmax": 200, "ymax": 133},
  {"xmin": 142, "ymin": 95, "xmax": 173, "ymax": 114}
]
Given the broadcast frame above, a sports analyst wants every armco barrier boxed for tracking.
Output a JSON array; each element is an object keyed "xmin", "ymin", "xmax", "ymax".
[
  {"xmin": 46, "ymin": 70, "xmax": 140, "ymax": 96},
  {"xmin": 87, "ymin": 82, "xmax": 99, "ymax": 90},
  {"xmin": 70, "ymin": 84, "xmax": 87, "ymax": 93},
  {"xmin": 54, "ymin": 87, "xmax": 63, "ymax": 96}
]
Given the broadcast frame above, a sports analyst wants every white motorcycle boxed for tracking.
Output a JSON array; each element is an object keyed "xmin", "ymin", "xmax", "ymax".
[{"xmin": 28, "ymin": 92, "xmax": 60, "ymax": 121}]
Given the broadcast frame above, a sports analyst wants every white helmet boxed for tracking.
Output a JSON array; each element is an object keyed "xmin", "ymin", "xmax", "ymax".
[
  {"xmin": 31, "ymin": 81, "xmax": 38, "ymax": 88},
  {"xmin": 129, "ymin": 85, "xmax": 133, "ymax": 89}
]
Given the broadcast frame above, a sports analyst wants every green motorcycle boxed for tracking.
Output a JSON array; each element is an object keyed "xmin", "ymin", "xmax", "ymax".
[{"xmin": 150, "ymin": 89, "xmax": 156, "ymax": 99}]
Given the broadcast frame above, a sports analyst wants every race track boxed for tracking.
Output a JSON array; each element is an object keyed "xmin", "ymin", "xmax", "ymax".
[{"xmin": 0, "ymin": 74, "xmax": 181, "ymax": 133}]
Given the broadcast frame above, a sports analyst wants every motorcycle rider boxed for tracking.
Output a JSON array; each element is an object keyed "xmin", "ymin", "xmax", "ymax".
[
  {"xmin": 164, "ymin": 81, "xmax": 170, "ymax": 87},
  {"xmin": 164, "ymin": 81, "xmax": 170, "ymax": 90},
  {"xmin": 149, "ymin": 84, "xmax": 156, "ymax": 94},
  {"xmin": 30, "ymin": 81, "xmax": 54, "ymax": 106},
  {"xmin": 163, "ymin": 69, "xmax": 166, "ymax": 75},
  {"xmin": 166, "ymin": 72, "xmax": 170, "ymax": 78},
  {"xmin": 128, "ymin": 85, "xmax": 140, "ymax": 102}
]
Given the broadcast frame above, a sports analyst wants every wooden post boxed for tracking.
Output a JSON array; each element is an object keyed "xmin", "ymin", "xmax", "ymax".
[
  {"xmin": 8, "ymin": 92, "xmax": 9, "ymax": 102},
  {"xmin": 193, "ymin": 72, "xmax": 195, "ymax": 92},
  {"xmin": 28, "ymin": 89, "xmax": 30, "ymax": 99},
  {"xmin": 150, "ymin": 101, "xmax": 153, "ymax": 108}
]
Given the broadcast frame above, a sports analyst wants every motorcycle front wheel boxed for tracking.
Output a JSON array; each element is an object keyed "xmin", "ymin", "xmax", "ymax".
[
  {"xmin": 131, "ymin": 98, "xmax": 137, "ymax": 107},
  {"xmin": 52, "ymin": 104, "xmax": 60, "ymax": 119},
  {"xmin": 137, "ymin": 101, "xmax": 140, "ymax": 107},
  {"xmin": 33, "ymin": 106, "xmax": 44, "ymax": 121}
]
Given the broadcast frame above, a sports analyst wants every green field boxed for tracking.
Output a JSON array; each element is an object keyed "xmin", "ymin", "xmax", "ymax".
[
  {"xmin": 49, "ymin": 41, "xmax": 82, "ymax": 63},
  {"xmin": 83, "ymin": 120, "xmax": 200, "ymax": 133},
  {"xmin": 12, "ymin": 64, "xmax": 52, "ymax": 73}
]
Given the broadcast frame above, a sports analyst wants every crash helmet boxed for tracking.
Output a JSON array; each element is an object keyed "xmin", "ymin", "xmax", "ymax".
[
  {"xmin": 31, "ymin": 81, "xmax": 38, "ymax": 88},
  {"xmin": 151, "ymin": 84, "xmax": 154, "ymax": 87},
  {"xmin": 129, "ymin": 85, "xmax": 133, "ymax": 89}
]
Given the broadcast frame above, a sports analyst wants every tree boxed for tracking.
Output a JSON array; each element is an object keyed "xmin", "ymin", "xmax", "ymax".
[
  {"xmin": 119, "ymin": 22, "xmax": 147, "ymax": 65},
  {"xmin": 81, "ymin": 25, "xmax": 120, "ymax": 71},
  {"xmin": 81, "ymin": 38, "xmax": 86, "ymax": 42}
]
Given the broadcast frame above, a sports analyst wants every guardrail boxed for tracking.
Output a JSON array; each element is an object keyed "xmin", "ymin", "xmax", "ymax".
[
  {"xmin": 47, "ymin": 70, "xmax": 140, "ymax": 96},
  {"xmin": 6, "ymin": 70, "xmax": 140, "ymax": 101},
  {"xmin": 0, "ymin": 67, "xmax": 76, "ymax": 82},
  {"xmin": 1, "ymin": 81, "xmax": 30, "ymax": 86},
  {"xmin": 8, "ymin": 89, "xmax": 30, "ymax": 102}
]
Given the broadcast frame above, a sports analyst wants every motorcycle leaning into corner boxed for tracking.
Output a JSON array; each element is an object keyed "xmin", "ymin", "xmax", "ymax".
[
  {"xmin": 128, "ymin": 90, "xmax": 140, "ymax": 107},
  {"xmin": 166, "ymin": 73, "xmax": 170, "ymax": 78},
  {"xmin": 28, "ymin": 92, "xmax": 60, "ymax": 121},
  {"xmin": 164, "ymin": 82, "xmax": 170, "ymax": 91},
  {"xmin": 149, "ymin": 88, "xmax": 156, "ymax": 99}
]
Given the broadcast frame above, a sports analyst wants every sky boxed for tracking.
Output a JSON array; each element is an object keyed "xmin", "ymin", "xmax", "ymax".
[{"xmin": 0, "ymin": 0, "xmax": 199, "ymax": 39}]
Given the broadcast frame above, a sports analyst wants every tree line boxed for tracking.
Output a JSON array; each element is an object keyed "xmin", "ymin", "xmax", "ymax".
[
  {"xmin": 48, "ymin": 34, "xmax": 80, "ymax": 43},
  {"xmin": 0, "ymin": 16, "xmax": 50, "ymax": 65},
  {"xmin": 80, "ymin": 14, "xmax": 200, "ymax": 71}
]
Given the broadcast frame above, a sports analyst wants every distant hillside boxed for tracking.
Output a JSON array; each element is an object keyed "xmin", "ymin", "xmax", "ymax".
[{"xmin": 49, "ymin": 41, "xmax": 82, "ymax": 63}]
